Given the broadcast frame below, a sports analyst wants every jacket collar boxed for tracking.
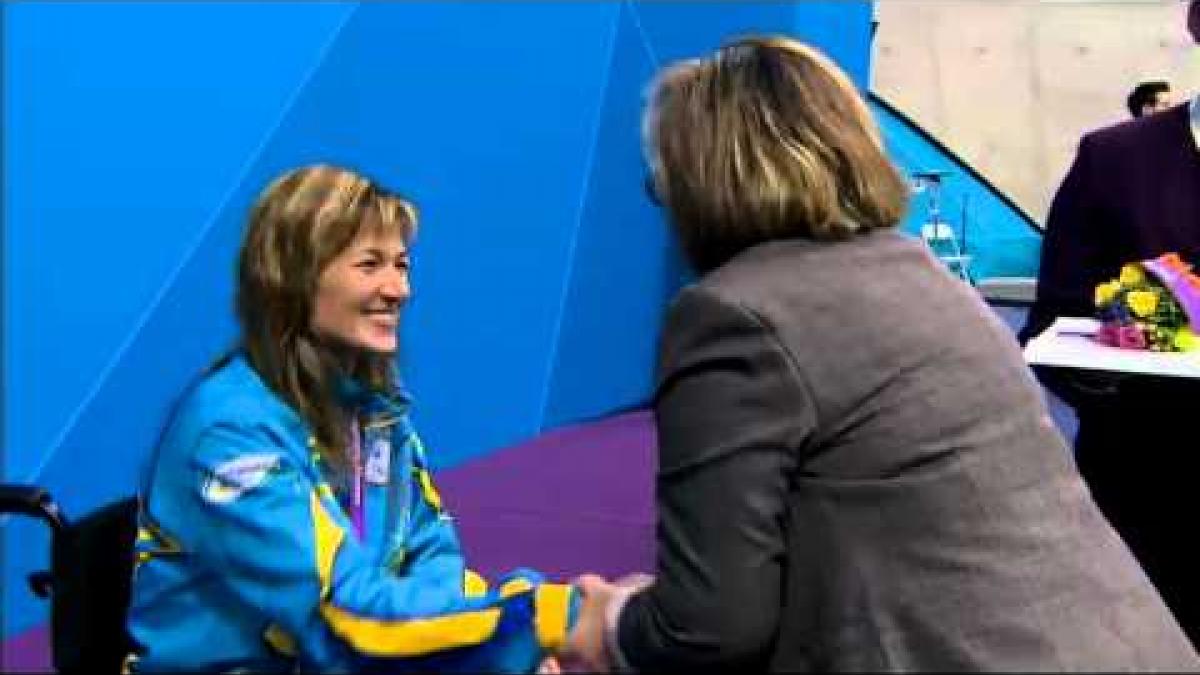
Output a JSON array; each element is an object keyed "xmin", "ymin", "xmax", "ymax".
[{"xmin": 334, "ymin": 373, "xmax": 412, "ymax": 418}]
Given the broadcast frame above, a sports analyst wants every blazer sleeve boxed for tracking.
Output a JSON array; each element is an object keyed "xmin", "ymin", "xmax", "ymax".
[
  {"xmin": 1021, "ymin": 132, "xmax": 1130, "ymax": 408},
  {"xmin": 175, "ymin": 425, "xmax": 577, "ymax": 670},
  {"xmin": 1022, "ymin": 132, "xmax": 1118, "ymax": 344},
  {"xmin": 615, "ymin": 286, "xmax": 813, "ymax": 670}
]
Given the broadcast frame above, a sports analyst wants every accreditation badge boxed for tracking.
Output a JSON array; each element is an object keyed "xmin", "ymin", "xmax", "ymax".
[{"xmin": 364, "ymin": 434, "xmax": 392, "ymax": 485}]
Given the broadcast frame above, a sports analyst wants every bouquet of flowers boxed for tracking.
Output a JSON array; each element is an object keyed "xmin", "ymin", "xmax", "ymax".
[{"xmin": 1093, "ymin": 253, "xmax": 1200, "ymax": 352}]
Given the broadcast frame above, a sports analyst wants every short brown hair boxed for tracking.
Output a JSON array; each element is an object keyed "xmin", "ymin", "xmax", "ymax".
[
  {"xmin": 644, "ymin": 36, "xmax": 909, "ymax": 272},
  {"xmin": 236, "ymin": 164, "xmax": 417, "ymax": 472}
]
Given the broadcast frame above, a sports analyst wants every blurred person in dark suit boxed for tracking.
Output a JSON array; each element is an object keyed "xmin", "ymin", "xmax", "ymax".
[{"xmin": 1020, "ymin": 0, "xmax": 1200, "ymax": 646}]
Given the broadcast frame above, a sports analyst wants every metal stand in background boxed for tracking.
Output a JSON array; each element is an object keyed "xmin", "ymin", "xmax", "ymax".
[{"xmin": 913, "ymin": 170, "xmax": 973, "ymax": 284}]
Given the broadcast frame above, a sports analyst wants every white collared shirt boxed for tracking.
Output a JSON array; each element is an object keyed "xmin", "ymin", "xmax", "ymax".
[{"xmin": 1191, "ymin": 95, "xmax": 1199, "ymax": 150}]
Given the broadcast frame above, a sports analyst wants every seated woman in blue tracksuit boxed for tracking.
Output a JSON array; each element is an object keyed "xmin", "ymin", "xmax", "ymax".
[{"xmin": 126, "ymin": 165, "xmax": 588, "ymax": 673}]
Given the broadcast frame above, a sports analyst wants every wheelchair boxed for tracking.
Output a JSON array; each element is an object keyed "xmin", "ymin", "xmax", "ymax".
[{"xmin": 0, "ymin": 484, "xmax": 137, "ymax": 672}]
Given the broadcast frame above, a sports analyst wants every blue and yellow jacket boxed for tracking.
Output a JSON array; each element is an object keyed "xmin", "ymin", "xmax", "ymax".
[{"xmin": 126, "ymin": 354, "xmax": 579, "ymax": 672}]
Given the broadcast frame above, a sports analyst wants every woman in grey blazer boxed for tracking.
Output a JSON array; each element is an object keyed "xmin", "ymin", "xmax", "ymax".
[{"xmin": 569, "ymin": 36, "xmax": 1199, "ymax": 672}]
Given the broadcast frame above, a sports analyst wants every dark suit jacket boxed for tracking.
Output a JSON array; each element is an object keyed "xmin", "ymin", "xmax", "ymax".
[
  {"xmin": 1017, "ymin": 102, "xmax": 1200, "ymax": 645},
  {"xmin": 1022, "ymin": 102, "xmax": 1200, "ymax": 348},
  {"xmin": 616, "ymin": 231, "xmax": 1197, "ymax": 672}
]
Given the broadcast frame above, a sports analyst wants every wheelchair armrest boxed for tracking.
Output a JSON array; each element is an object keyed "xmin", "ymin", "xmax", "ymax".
[
  {"xmin": 0, "ymin": 483, "xmax": 67, "ymax": 532},
  {"xmin": 28, "ymin": 570, "xmax": 53, "ymax": 598}
]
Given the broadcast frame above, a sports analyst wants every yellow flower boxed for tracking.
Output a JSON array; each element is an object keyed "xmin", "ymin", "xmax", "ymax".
[
  {"xmin": 1119, "ymin": 264, "xmax": 1147, "ymax": 285},
  {"xmin": 1174, "ymin": 326, "xmax": 1200, "ymax": 352},
  {"xmin": 1126, "ymin": 290, "xmax": 1159, "ymax": 318},
  {"xmin": 1094, "ymin": 280, "xmax": 1122, "ymax": 306}
]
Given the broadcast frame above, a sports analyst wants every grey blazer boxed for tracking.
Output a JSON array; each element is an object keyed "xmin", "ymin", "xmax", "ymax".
[{"xmin": 616, "ymin": 230, "xmax": 1198, "ymax": 672}]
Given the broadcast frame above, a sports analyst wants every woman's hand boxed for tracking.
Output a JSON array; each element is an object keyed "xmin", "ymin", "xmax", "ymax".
[
  {"xmin": 561, "ymin": 573, "xmax": 655, "ymax": 671},
  {"xmin": 613, "ymin": 573, "xmax": 654, "ymax": 593},
  {"xmin": 563, "ymin": 574, "xmax": 617, "ymax": 672}
]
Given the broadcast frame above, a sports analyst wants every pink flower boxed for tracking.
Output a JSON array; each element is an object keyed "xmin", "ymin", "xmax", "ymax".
[
  {"xmin": 1094, "ymin": 323, "xmax": 1120, "ymax": 347},
  {"xmin": 1094, "ymin": 322, "xmax": 1150, "ymax": 350},
  {"xmin": 1116, "ymin": 325, "xmax": 1147, "ymax": 349}
]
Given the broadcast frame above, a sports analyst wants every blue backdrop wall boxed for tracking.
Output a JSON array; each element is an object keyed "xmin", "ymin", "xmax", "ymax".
[{"xmin": 1, "ymin": 0, "xmax": 872, "ymax": 644}]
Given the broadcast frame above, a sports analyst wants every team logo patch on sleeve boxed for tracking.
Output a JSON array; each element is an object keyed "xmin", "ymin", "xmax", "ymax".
[{"xmin": 202, "ymin": 453, "xmax": 282, "ymax": 504}]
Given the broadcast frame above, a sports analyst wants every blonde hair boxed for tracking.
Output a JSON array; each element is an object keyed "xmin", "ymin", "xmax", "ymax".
[
  {"xmin": 236, "ymin": 164, "xmax": 418, "ymax": 472},
  {"xmin": 644, "ymin": 36, "xmax": 909, "ymax": 271}
]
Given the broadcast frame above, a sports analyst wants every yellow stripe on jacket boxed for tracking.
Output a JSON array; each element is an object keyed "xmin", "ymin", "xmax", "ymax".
[
  {"xmin": 464, "ymin": 569, "xmax": 489, "ymax": 597},
  {"xmin": 534, "ymin": 583, "xmax": 575, "ymax": 652},
  {"xmin": 308, "ymin": 490, "xmax": 502, "ymax": 657}
]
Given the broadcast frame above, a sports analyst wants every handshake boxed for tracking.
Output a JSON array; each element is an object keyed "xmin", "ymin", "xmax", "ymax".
[{"xmin": 538, "ymin": 573, "xmax": 655, "ymax": 674}]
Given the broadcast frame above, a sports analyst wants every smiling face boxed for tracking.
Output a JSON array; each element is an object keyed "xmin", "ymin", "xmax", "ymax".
[{"xmin": 311, "ymin": 226, "xmax": 410, "ymax": 357}]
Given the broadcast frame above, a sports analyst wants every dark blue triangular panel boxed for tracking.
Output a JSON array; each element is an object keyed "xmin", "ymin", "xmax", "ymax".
[{"xmin": 542, "ymin": 2, "xmax": 685, "ymax": 429}]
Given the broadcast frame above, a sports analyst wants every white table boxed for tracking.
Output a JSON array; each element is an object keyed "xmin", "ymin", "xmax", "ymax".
[{"xmin": 1023, "ymin": 317, "xmax": 1200, "ymax": 379}]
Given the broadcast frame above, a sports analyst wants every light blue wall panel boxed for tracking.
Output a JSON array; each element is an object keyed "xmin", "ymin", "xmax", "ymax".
[
  {"xmin": 1, "ymin": 0, "xmax": 872, "ymax": 644},
  {"xmin": 2, "ymin": 0, "xmax": 620, "ymax": 639},
  {"xmin": 541, "ymin": 0, "xmax": 875, "ymax": 427},
  {"xmin": 632, "ymin": 0, "xmax": 872, "ymax": 87},
  {"xmin": 3, "ymin": 0, "xmax": 356, "ymax": 638},
  {"xmin": 3, "ymin": 0, "xmax": 356, "ymax": 485}
]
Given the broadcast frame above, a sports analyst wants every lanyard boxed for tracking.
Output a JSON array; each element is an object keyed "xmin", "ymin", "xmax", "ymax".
[{"xmin": 347, "ymin": 419, "xmax": 364, "ymax": 540}]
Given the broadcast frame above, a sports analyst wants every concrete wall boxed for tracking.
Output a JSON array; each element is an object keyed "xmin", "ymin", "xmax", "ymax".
[{"xmin": 873, "ymin": 0, "xmax": 1200, "ymax": 224}]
